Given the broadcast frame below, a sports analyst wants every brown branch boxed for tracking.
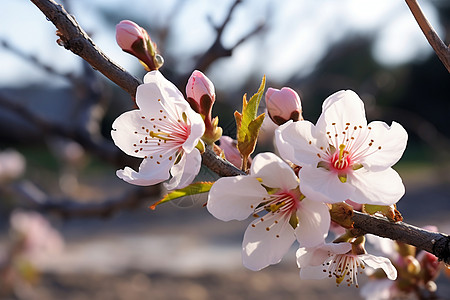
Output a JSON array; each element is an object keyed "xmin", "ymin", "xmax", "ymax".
[
  {"xmin": 30, "ymin": 0, "xmax": 449, "ymax": 263},
  {"xmin": 30, "ymin": 0, "xmax": 141, "ymax": 98},
  {"xmin": 194, "ymin": 0, "xmax": 265, "ymax": 71},
  {"xmin": 352, "ymin": 211, "xmax": 450, "ymax": 264},
  {"xmin": 405, "ymin": 0, "xmax": 450, "ymax": 72}
]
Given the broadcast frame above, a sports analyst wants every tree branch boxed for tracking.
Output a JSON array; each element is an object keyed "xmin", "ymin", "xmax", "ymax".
[
  {"xmin": 30, "ymin": 0, "xmax": 449, "ymax": 263},
  {"xmin": 30, "ymin": 0, "xmax": 141, "ymax": 98},
  {"xmin": 405, "ymin": 0, "xmax": 450, "ymax": 72}
]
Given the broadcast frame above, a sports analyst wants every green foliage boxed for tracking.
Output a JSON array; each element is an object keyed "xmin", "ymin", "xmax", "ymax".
[
  {"xmin": 234, "ymin": 76, "xmax": 266, "ymax": 169},
  {"xmin": 150, "ymin": 181, "xmax": 214, "ymax": 210}
]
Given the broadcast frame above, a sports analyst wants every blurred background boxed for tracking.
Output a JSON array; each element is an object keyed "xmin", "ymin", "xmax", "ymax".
[{"xmin": 0, "ymin": 0, "xmax": 449, "ymax": 299}]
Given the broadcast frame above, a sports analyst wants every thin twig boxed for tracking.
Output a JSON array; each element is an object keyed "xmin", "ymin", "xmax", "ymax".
[
  {"xmin": 194, "ymin": 0, "xmax": 265, "ymax": 71},
  {"xmin": 30, "ymin": 0, "xmax": 141, "ymax": 98},
  {"xmin": 405, "ymin": 0, "xmax": 450, "ymax": 72}
]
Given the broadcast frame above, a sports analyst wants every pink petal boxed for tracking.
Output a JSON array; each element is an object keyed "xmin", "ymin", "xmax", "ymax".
[
  {"xmin": 242, "ymin": 213, "xmax": 295, "ymax": 271},
  {"xmin": 207, "ymin": 176, "xmax": 268, "ymax": 221},
  {"xmin": 141, "ymin": 71, "xmax": 185, "ymax": 104}
]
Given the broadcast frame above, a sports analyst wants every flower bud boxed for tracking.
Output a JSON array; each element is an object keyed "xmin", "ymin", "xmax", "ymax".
[
  {"xmin": 186, "ymin": 70, "xmax": 215, "ymax": 114},
  {"xmin": 265, "ymin": 87, "xmax": 302, "ymax": 126},
  {"xmin": 115, "ymin": 20, "xmax": 162, "ymax": 71},
  {"xmin": 115, "ymin": 20, "xmax": 148, "ymax": 52},
  {"xmin": 217, "ymin": 136, "xmax": 242, "ymax": 168}
]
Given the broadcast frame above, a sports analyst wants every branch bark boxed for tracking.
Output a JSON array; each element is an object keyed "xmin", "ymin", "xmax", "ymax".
[
  {"xmin": 405, "ymin": 0, "xmax": 450, "ymax": 72},
  {"xmin": 30, "ymin": 0, "xmax": 450, "ymax": 263},
  {"xmin": 30, "ymin": 0, "xmax": 141, "ymax": 98}
]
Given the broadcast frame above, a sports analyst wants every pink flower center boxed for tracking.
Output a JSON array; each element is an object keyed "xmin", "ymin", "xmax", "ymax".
[
  {"xmin": 132, "ymin": 99, "xmax": 192, "ymax": 164},
  {"xmin": 249, "ymin": 188, "xmax": 301, "ymax": 238}
]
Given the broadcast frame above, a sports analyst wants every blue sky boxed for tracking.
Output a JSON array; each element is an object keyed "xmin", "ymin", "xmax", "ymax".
[{"xmin": 0, "ymin": 0, "xmax": 442, "ymax": 89}]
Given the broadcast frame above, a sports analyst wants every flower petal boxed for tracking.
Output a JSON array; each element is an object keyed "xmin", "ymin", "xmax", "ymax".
[
  {"xmin": 295, "ymin": 199, "xmax": 330, "ymax": 247},
  {"xmin": 116, "ymin": 153, "xmax": 175, "ymax": 186},
  {"xmin": 142, "ymin": 70, "xmax": 185, "ymax": 104},
  {"xmin": 360, "ymin": 254, "xmax": 398, "ymax": 280},
  {"xmin": 182, "ymin": 110, "xmax": 205, "ymax": 153},
  {"xmin": 296, "ymin": 242, "xmax": 351, "ymax": 268},
  {"xmin": 360, "ymin": 121, "xmax": 408, "ymax": 171},
  {"xmin": 275, "ymin": 121, "xmax": 327, "ymax": 167},
  {"xmin": 316, "ymin": 90, "xmax": 367, "ymax": 134},
  {"xmin": 165, "ymin": 149, "xmax": 201, "ymax": 190},
  {"xmin": 242, "ymin": 213, "xmax": 295, "ymax": 271},
  {"xmin": 348, "ymin": 168, "xmax": 405, "ymax": 205},
  {"xmin": 111, "ymin": 110, "xmax": 148, "ymax": 158},
  {"xmin": 207, "ymin": 176, "xmax": 267, "ymax": 221},
  {"xmin": 250, "ymin": 152, "xmax": 298, "ymax": 190},
  {"xmin": 298, "ymin": 165, "xmax": 355, "ymax": 204}
]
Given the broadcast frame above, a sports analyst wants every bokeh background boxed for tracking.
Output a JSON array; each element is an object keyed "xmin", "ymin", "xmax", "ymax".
[{"xmin": 0, "ymin": 0, "xmax": 449, "ymax": 299}]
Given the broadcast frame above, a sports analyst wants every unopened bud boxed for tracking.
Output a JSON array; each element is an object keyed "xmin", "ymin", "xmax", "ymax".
[
  {"xmin": 186, "ymin": 70, "xmax": 215, "ymax": 114},
  {"xmin": 217, "ymin": 136, "xmax": 243, "ymax": 168},
  {"xmin": 115, "ymin": 20, "xmax": 148, "ymax": 52},
  {"xmin": 265, "ymin": 87, "xmax": 302, "ymax": 126},
  {"xmin": 115, "ymin": 20, "xmax": 162, "ymax": 71}
]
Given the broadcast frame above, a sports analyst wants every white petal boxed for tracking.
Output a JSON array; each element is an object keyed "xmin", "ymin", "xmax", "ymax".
[
  {"xmin": 348, "ymin": 168, "xmax": 405, "ymax": 205},
  {"xmin": 207, "ymin": 176, "xmax": 267, "ymax": 221},
  {"xmin": 111, "ymin": 110, "xmax": 148, "ymax": 158},
  {"xmin": 275, "ymin": 121, "xmax": 327, "ymax": 167},
  {"xmin": 165, "ymin": 149, "xmax": 201, "ymax": 190},
  {"xmin": 298, "ymin": 165, "xmax": 355, "ymax": 204},
  {"xmin": 366, "ymin": 234, "xmax": 398, "ymax": 260},
  {"xmin": 295, "ymin": 199, "xmax": 330, "ymax": 247},
  {"xmin": 116, "ymin": 155, "xmax": 174, "ymax": 186},
  {"xmin": 360, "ymin": 254, "xmax": 397, "ymax": 280},
  {"xmin": 296, "ymin": 242, "xmax": 351, "ymax": 267},
  {"xmin": 250, "ymin": 153, "xmax": 298, "ymax": 190},
  {"xmin": 182, "ymin": 111, "xmax": 205, "ymax": 153},
  {"xmin": 360, "ymin": 279, "xmax": 394, "ymax": 300},
  {"xmin": 316, "ymin": 90, "xmax": 367, "ymax": 134},
  {"xmin": 360, "ymin": 121, "xmax": 408, "ymax": 171},
  {"xmin": 242, "ymin": 213, "xmax": 295, "ymax": 271},
  {"xmin": 142, "ymin": 71, "xmax": 185, "ymax": 104}
]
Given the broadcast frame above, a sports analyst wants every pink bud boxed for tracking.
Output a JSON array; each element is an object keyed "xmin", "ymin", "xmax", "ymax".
[
  {"xmin": 186, "ymin": 70, "xmax": 215, "ymax": 114},
  {"xmin": 218, "ymin": 136, "xmax": 243, "ymax": 168},
  {"xmin": 265, "ymin": 87, "xmax": 302, "ymax": 126},
  {"xmin": 115, "ymin": 20, "xmax": 147, "ymax": 52}
]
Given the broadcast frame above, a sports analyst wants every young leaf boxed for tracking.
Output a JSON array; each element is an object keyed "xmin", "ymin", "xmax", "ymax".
[
  {"xmin": 234, "ymin": 76, "xmax": 266, "ymax": 169},
  {"xmin": 150, "ymin": 181, "xmax": 214, "ymax": 210}
]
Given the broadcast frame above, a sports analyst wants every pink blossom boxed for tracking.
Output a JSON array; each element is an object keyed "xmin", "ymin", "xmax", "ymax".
[{"xmin": 115, "ymin": 20, "xmax": 148, "ymax": 52}]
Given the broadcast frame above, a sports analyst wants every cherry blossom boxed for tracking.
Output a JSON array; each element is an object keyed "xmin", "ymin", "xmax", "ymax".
[
  {"xmin": 111, "ymin": 71, "xmax": 205, "ymax": 190},
  {"xmin": 276, "ymin": 90, "xmax": 408, "ymax": 205},
  {"xmin": 207, "ymin": 152, "xmax": 330, "ymax": 271},
  {"xmin": 297, "ymin": 242, "xmax": 397, "ymax": 288}
]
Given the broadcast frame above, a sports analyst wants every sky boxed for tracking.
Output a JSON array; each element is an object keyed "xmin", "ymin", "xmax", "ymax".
[{"xmin": 0, "ymin": 0, "xmax": 443, "ymax": 90}]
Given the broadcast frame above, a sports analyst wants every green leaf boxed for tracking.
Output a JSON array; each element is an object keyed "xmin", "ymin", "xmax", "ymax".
[
  {"xmin": 150, "ymin": 181, "xmax": 214, "ymax": 210},
  {"xmin": 234, "ymin": 76, "xmax": 266, "ymax": 165}
]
